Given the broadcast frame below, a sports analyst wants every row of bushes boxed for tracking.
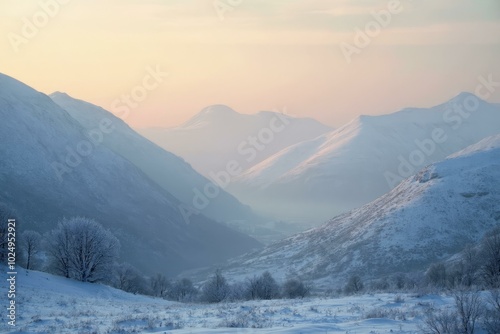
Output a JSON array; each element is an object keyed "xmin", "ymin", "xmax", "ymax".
[
  {"xmin": 425, "ymin": 227, "xmax": 500, "ymax": 290},
  {"xmin": 340, "ymin": 226, "xmax": 500, "ymax": 296},
  {"xmin": 200, "ymin": 270, "xmax": 309, "ymax": 303}
]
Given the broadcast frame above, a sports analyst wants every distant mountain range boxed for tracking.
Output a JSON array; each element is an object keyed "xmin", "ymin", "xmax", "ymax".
[
  {"xmin": 0, "ymin": 73, "xmax": 260, "ymax": 275},
  {"xmin": 216, "ymin": 135, "xmax": 500, "ymax": 286},
  {"xmin": 3, "ymin": 70, "xmax": 499, "ymax": 286},
  {"xmin": 138, "ymin": 105, "xmax": 331, "ymax": 177},
  {"xmin": 227, "ymin": 92, "xmax": 500, "ymax": 224}
]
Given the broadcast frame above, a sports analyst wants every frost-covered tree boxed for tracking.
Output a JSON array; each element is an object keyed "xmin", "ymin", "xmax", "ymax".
[
  {"xmin": 114, "ymin": 262, "xmax": 149, "ymax": 294},
  {"xmin": 484, "ymin": 289, "xmax": 500, "ymax": 334},
  {"xmin": 202, "ymin": 269, "xmax": 229, "ymax": 303},
  {"xmin": 422, "ymin": 290, "xmax": 483, "ymax": 334},
  {"xmin": 454, "ymin": 290, "xmax": 483, "ymax": 334},
  {"xmin": 47, "ymin": 217, "xmax": 120, "ymax": 283},
  {"xmin": 255, "ymin": 271, "xmax": 280, "ymax": 300},
  {"xmin": 245, "ymin": 275, "xmax": 261, "ymax": 300},
  {"xmin": 150, "ymin": 273, "xmax": 171, "ymax": 298},
  {"xmin": 344, "ymin": 275, "xmax": 364, "ymax": 294},
  {"xmin": 21, "ymin": 230, "xmax": 42, "ymax": 270},
  {"xmin": 283, "ymin": 278, "xmax": 309, "ymax": 299},
  {"xmin": 227, "ymin": 281, "xmax": 249, "ymax": 301},
  {"xmin": 170, "ymin": 278, "xmax": 197, "ymax": 301}
]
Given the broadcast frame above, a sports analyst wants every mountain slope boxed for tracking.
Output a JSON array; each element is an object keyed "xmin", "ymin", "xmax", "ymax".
[
  {"xmin": 229, "ymin": 93, "xmax": 500, "ymax": 224},
  {"xmin": 50, "ymin": 92, "xmax": 268, "ymax": 233},
  {"xmin": 0, "ymin": 73, "xmax": 259, "ymax": 275},
  {"xmin": 138, "ymin": 105, "xmax": 331, "ymax": 177},
  {"xmin": 220, "ymin": 135, "xmax": 500, "ymax": 285}
]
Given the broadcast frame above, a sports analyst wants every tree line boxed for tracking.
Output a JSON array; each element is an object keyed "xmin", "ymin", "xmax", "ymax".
[{"xmin": 1, "ymin": 212, "xmax": 309, "ymax": 302}]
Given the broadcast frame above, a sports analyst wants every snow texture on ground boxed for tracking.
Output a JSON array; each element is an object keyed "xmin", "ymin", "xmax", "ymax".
[{"xmin": 1, "ymin": 267, "xmax": 453, "ymax": 333}]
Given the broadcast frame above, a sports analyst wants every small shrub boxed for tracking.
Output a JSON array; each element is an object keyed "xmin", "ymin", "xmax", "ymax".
[
  {"xmin": 394, "ymin": 295, "xmax": 405, "ymax": 303},
  {"xmin": 344, "ymin": 275, "xmax": 364, "ymax": 294},
  {"xmin": 421, "ymin": 308, "xmax": 459, "ymax": 334},
  {"xmin": 283, "ymin": 278, "xmax": 310, "ymax": 299}
]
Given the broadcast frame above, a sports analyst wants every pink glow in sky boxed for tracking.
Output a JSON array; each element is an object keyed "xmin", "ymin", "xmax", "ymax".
[{"xmin": 1, "ymin": 0, "xmax": 499, "ymax": 128}]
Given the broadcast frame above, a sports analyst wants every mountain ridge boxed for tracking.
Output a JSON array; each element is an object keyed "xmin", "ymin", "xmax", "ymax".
[
  {"xmin": 49, "ymin": 92, "xmax": 270, "ymax": 235},
  {"xmin": 229, "ymin": 92, "xmax": 500, "ymax": 224},
  {"xmin": 0, "ymin": 73, "xmax": 260, "ymax": 275},
  {"xmin": 216, "ymin": 134, "xmax": 500, "ymax": 286},
  {"xmin": 138, "ymin": 105, "xmax": 332, "ymax": 178}
]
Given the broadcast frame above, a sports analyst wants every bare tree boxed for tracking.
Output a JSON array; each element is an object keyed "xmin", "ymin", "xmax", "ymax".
[
  {"xmin": 170, "ymin": 278, "xmax": 197, "ymax": 301},
  {"xmin": 283, "ymin": 278, "xmax": 309, "ymax": 299},
  {"xmin": 454, "ymin": 290, "xmax": 483, "ymax": 334},
  {"xmin": 245, "ymin": 276, "xmax": 260, "ymax": 300},
  {"xmin": 484, "ymin": 289, "xmax": 500, "ymax": 334},
  {"xmin": 47, "ymin": 217, "xmax": 120, "ymax": 282},
  {"xmin": 227, "ymin": 281, "xmax": 248, "ymax": 301},
  {"xmin": 21, "ymin": 230, "xmax": 42, "ymax": 270},
  {"xmin": 114, "ymin": 263, "xmax": 149, "ymax": 294},
  {"xmin": 421, "ymin": 308, "xmax": 459, "ymax": 334},
  {"xmin": 202, "ymin": 269, "xmax": 229, "ymax": 303},
  {"xmin": 150, "ymin": 273, "xmax": 170, "ymax": 298},
  {"xmin": 423, "ymin": 290, "xmax": 483, "ymax": 334},
  {"xmin": 255, "ymin": 271, "xmax": 280, "ymax": 300}
]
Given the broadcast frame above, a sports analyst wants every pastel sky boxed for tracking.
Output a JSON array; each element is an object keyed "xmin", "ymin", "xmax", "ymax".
[{"xmin": 1, "ymin": 0, "xmax": 499, "ymax": 128}]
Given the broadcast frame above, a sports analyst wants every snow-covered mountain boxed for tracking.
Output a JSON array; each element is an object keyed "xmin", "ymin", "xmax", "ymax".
[
  {"xmin": 229, "ymin": 93, "xmax": 500, "ymax": 224},
  {"xmin": 219, "ymin": 135, "xmax": 500, "ymax": 285},
  {"xmin": 0, "ymin": 73, "xmax": 260, "ymax": 275},
  {"xmin": 138, "ymin": 105, "xmax": 331, "ymax": 177},
  {"xmin": 50, "ymin": 92, "xmax": 271, "ymax": 236}
]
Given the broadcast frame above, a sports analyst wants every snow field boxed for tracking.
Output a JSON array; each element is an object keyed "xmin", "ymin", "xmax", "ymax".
[{"xmin": 1, "ymin": 268, "xmax": 454, "ymax": 334}]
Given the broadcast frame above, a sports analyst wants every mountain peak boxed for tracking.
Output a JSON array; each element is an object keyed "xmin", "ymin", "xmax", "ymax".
[
  {"xmin": 182, "ymin": 104, "xmax": 240, "ymax": 128},
  {"xmin": 199, "ymin": 104, "xmax": 238, "ymax": 116},
  {"xmin": 50, "ymin": 91, "xmax": 71, "ymax": 98}
]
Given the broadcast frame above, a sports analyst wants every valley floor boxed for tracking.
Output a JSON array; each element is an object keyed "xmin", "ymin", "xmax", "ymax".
[{"xmin": 0, "ymin": 268, "xmax": 457, "ymax": 334}]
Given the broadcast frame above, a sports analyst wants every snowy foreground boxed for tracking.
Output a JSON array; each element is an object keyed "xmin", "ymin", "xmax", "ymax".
[{"xmin": 0, "ymin": 269, "xmax": 457, "ymax": 334}]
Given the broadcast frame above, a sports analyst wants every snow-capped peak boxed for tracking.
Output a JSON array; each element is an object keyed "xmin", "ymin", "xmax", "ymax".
[
  {"xmin": 229, "ymin": 93, "xmax": 500, "ymax": 224},
  {"xmin": 182, "ymin": 104, "xmax": 240, "ymax": 128}
]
